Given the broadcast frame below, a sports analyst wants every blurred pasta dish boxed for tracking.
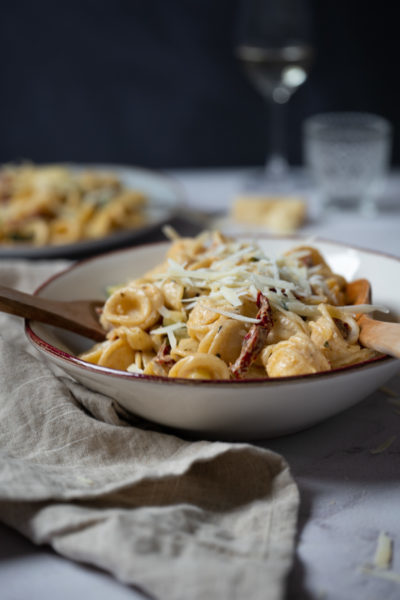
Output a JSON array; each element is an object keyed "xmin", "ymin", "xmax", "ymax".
[
  {"xmin": 80, "ymin": 230, "xmax": 383, "ymax": 380},
  {"xmin": 0, "ymin": 164, "xmax": 147, "ymax": 246}
]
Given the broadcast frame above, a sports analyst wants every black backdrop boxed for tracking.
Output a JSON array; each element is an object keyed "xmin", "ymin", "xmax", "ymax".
[{"xmin": 1, "ymin": 1, "xmax": 399, "ymax": 168}]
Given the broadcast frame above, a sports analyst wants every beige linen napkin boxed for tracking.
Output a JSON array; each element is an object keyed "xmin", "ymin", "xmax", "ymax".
[{"xmin": 0, "ymin": 259, "xmax": 299, "ymax": 600}]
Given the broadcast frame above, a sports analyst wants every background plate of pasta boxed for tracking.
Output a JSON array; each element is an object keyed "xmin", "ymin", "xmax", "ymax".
[
  {"xmin": 0, "ymin": 163, "xmax": 182, "ymax": 258},
  {"xmin": 26, "ymin": 232, "xmax": 400, "ymax": 439}
]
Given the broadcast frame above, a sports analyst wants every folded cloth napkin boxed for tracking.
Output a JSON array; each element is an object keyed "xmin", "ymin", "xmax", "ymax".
[{"xmin": 0, "ymin": 259, "xmax": 299, "ymax": 600}]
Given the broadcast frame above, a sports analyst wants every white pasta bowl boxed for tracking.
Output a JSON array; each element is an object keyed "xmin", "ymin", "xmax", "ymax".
[{"xmin": 26, "ymin": 236, "xmax": 400, "ymax": 440}]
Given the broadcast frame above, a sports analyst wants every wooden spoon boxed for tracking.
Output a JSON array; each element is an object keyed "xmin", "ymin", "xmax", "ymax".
[
  {"xmin": 0, "ymin": 285, "xmax": 105, "ymax": 342},
  {"xmin": 346, "ymin": 278, "xmax": 400, "ymax": 359}
]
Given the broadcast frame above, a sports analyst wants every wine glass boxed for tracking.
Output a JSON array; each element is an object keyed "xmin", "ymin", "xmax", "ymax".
[{"xmin": 235, "ymin": 0, "xmax": 314, "ymax": 190}]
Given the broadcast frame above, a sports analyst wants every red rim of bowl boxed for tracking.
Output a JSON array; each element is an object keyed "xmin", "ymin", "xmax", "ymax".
[{"xmin": 25, "ymin": 234, "xmax": 398, "ymax": 387}]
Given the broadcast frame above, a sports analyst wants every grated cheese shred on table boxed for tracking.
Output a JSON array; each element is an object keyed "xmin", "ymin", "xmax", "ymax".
[
  {"xmin": 369, "ymin": 435, "xmax": 397, "ymax": 455},
  {"xmin": 373, "ymin": 531, "xmax": 393, "ymax": 569},
  {"xmin": 359, "ymin": 531, "xmax": 400, "ymax": 584}
]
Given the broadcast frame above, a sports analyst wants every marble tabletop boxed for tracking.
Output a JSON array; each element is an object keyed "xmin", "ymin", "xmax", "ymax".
[{"xmin": 1, "ymin": 167, "xmax": 400, "ymax": 600}]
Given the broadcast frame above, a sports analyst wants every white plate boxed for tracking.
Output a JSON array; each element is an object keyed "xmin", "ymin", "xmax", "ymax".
[
  {"xmin": 0, "ymin": 164, "xmax": 183, "ymax": 259},
  {"xmin": 26, "ymin": 236, "xmax": 400, "ymax": 440}
]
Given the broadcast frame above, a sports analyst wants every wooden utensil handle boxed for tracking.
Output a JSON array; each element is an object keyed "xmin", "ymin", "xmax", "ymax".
[
  {"xmin": 0, "ymin": 284, "xmax": 62, "ymax": 321},
  {"xmin": 0, "ymin": 285, "xmax": 105, "ymax": 341},
  {"xmin": 359, "ymin": 315, "xmax": 400, "ymax": 359}
]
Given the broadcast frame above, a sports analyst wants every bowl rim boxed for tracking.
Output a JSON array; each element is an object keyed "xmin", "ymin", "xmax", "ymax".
[{"xmin": 25, "ymin": 233, "xmax": 399, "ymax": 387}]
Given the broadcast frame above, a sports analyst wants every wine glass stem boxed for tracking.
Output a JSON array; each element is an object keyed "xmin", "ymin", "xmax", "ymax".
[{"xmin": 265, "ymin": 98, "xmax": 288, "ymax": 178}]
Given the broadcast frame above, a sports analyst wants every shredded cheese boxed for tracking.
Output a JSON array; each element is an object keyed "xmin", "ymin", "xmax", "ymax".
[
  {"xmin": 75, "ymin": 475, "xmax": 95, "ymax": 486},
  {"xmin": 158, "ymin": 305, "xmax": 171, "ymax": 318},
  {"xmin": 359, "ymin": 531, "xmax": 397, "ymax": 584},
  {"xmin": 145, "ymin": 239, "xmax": 390, "ymax": 329},
  {"xmin": 151, "ymin": 322, "xmax": 187, "ymax": 335},
  {"xmin": 219, "ymin": 286, "xmax": 243, "ymax": 307},
  {"xmin": 206, "ymin": 305, "xmax": 261, "ymax": 323},
  {"xmin": 150, "ymin": 322, "xmax": 187, "ymax": 349},
  {"xmin": 161, "ymin": 224, "xmax": 180, "ymax": 240},
  {"xmin": 380, "ymin": 386, "xmax": 400, "ymax": 398},
  {"xmin": 127, "ymin": 363, "xmax": 144, "ymax": 374},
  {"xmin": 335, "ymin": 303, "xmax": 389, "ymax": 315},
  {"xmin": 370, "ymin": 435, "xmax": 397, "ymax": 454},
  {"xmin": 373, "ymin": 531, "xmax": 393, "ymax": 569},
  {"xmin": 360, "ymin": 566, "xmax": 400, "ymax": 584}
]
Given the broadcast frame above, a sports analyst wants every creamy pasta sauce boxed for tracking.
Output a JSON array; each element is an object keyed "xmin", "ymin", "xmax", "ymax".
[{"xmin": 80, "ymin": 231, "xmax": 380, "ymax": 379}]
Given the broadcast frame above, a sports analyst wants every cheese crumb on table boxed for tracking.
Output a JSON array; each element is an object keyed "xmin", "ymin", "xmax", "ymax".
[
  {"xmin": 373, "ymin": 531, "xmax": 393, "ymax": 569},
  {"xmin": 359, "ymin": 532, "xmax": 399, "ymax": 583},
  {"xmin": 369, "ymin": 435, "xmax": 397, "ymax": 454},
  {"xmin": 380, "ymin": 385, "xmax": 400, "ymax": 397}
]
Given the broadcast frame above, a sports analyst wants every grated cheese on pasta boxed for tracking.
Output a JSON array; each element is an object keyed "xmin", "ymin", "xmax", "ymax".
[
  {"xmin": 143, "ymin": 240, "xmax": 388, "ymax": 322},
  {"xmin": 150, "ymin": 322, "xmax": 187, "ymax": 349},
  {"xmin": 206, "ymin": 306, "xmax": 262, "ymax": 323}
]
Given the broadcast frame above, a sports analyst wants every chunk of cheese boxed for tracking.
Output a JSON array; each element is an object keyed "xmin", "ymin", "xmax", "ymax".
[{"xmin": 232, "ymin": 195, "xmax": 306, "ymax": 233}]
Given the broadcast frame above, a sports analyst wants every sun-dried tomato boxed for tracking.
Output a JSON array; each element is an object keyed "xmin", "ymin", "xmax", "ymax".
[{"xmin": 230, "ymin": 292, "xmax": 273, "ymax": 379}]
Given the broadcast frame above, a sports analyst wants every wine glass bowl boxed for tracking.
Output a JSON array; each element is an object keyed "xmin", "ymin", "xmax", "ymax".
[
  {"xmin": 236, "ymin": 44, "xmax": 313, "ymax": 106},
  {"xmin": 235, "ymin": 0, "xmax": 314, "ymax": 187}
]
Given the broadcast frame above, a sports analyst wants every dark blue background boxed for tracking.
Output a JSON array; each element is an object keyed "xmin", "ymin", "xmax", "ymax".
[{"xmin": 1, "ymin": 1, "xmax": 399, "ymax": 168}]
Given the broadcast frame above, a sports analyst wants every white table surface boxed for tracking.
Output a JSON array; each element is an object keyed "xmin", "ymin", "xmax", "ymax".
[{"xmin": 2, "ymin": 167, "xmax": 400, "ymax": 600}]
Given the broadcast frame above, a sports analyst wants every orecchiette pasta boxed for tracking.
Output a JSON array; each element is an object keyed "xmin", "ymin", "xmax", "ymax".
[
  {"xmin": 100, "ymin": 284, "xmax": 163, "ymax": 330},
  {"xmin": 97, "ymin": 338, "xmax": 136, "ymax": 371},
  {"xmin": 168, "ymin": 353, "xmax": 231, "ymax": 380},
  {"xmin": 261, "ymin": 333, "xmax": 331, "ymax": 377},
  {"xmin": 197, "ymin": 317, "xmax": 247, "ymax": 364},
  {"xmin": 80, "ymin": 230, "xmax": 382, "ymax": 379},
  {"xmin": 0, "ymin": 164, "xmax": 147, "ymax": 246},
  {"xmin": 107, "ymin": 326, "xmax": 154, "ymax": 351}
]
